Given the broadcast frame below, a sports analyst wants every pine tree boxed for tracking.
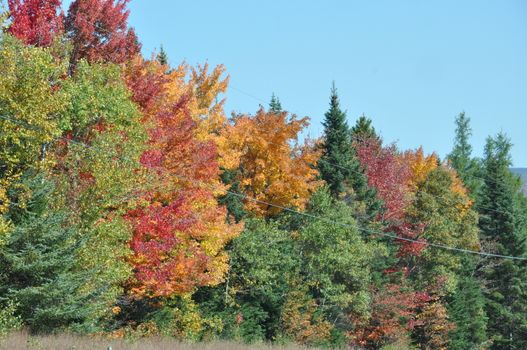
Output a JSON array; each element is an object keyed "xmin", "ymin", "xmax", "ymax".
[
  {"xmin": 448, "ymin": 112, "xmax": 482, "ymax": 198},
  {"xmin": 0, "ymin": 173, "xmax": 92, "ymax": 333},
  {"xmin": 157, "ymin": 45, "xmax": 169, "ymax": 66},
  {"xmin": 448, "ymin": 256, "xmax": 488, "ymax": 350},
  {"xmin": 318, "ymin": 83, "xmax": 380, "ymax": 221},
  {"xmin": 478, "ymin": 133, "xmax": 527, "ymax": 349},
  {"xmin": 269, "ymin": 93, "xmax": 282, "ymax": 113}
]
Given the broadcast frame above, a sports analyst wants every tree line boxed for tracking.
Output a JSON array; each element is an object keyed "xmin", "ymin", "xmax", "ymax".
[{"xmin": 0, "ymin": 1, "xmax": 526, "ymax": 349}]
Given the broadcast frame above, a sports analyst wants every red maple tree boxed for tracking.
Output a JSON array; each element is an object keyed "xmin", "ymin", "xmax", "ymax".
[
  {"xmin": 65, "ymin": 0, "xmax": 140, "ymax": 64},
  {"xmin": 7, "ymin": 0, "xmax": 64, "ymax": 46}
]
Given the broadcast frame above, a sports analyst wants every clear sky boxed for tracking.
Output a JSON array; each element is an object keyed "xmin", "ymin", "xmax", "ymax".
[{"xmin": 40, "ymin": 1, "xmax": 527, "ymax": 166}]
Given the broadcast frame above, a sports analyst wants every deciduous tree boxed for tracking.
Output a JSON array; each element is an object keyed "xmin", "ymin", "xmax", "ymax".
[
  {"xmin": 65, "ymin": 0, "xmax": 140, "ymax": 65},
  {"xmin": 221, "ymin": 108, "xmax": 321, "ymax": 216},
  {"xmin": 7, "ymin": 0, "xmax": 64, "ymax": 47},
  {"xmin": 125, "ymin": 60, "xmax": 241, "ymax": 298}
]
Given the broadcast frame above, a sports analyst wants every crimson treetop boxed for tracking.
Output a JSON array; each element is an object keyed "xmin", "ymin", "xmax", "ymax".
[
  {"xmin": 65, "ymin": 0, "xmax": 141, "ymax": 65},
  {"xmin": 8, "ymin": 0, "xmax": 64, "ymax": 47}
]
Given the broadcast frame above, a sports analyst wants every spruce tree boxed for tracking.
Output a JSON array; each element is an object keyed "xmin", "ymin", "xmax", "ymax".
[
  {"xmin": 448, "ymin": 256, "xmax": 489, "ymax": 350},
  {"xmin": 157, "ymin": 45, "xmax": 169, "ymax": 66},
  {"xmin": 269, "ymin": 93, "xmax": 282, "ymax": 113},
  {"xmin": 318, "ymin": 83, "xmax": 380, "ymax": 222},
  {"xmin": 318, "ymin": 82, "xmax": 352, "ymax": 198},
  {"xmin": 0, "ymin": 173, "xmax": 92, "ymax": 333},
  {"xmin": 478, "ymin": 133, "xmax": 527, "ymax": 349},
  {"xmin": 448, "ymin": 112, "xmax": 482, "ymax": 197},
  {"xmin": 350, "ymin": 114, "xmax": 380, "ymax": 143}
]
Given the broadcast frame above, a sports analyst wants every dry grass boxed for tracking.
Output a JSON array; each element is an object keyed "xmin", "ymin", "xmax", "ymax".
[{"xmin": 0, "ymin": 332, "xmax": 320, "ymax": 350}]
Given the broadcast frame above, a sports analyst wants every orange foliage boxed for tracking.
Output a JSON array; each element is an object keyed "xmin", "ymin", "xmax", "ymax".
[
  {"xmin": 281, "ymin": 288, "xmax": 332, "ymax": 345},
  {"xmin": 124, "ymin": 58, "xmax": 241, "ymax": 298},
  {"xmin": 221, "ymin": 108, "xmax": 322, "ymax": 216}
]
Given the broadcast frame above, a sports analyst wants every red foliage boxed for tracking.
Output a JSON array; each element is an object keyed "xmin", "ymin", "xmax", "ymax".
[
  {"xmin": 355, "ymin": 138, "xmax": 427, "ymax": 258},
  {"xmin": 350, "ymin": 283, "xmax": 426, "ymax": 348},
  {"xmin": 126, "ymin": 84, "xmax": 239, "ymax": 298},
  {"xmin": 127, "ymin": 190, "xmax": 227, "ymax": 297},
  {"xmin": 123, "ymin": 58, "xmax": 168, "ymax": 115},
  {"xmin": 7, "ymin": 0, "xmax": 64, "ymax": 46},
  {"xmin": 393, "ymin": 222, "xmax": 427, "ymax": 258},
  {"xmin": 143, "ymin": 96, "xmax": 220, "ymax": 185},
  {"xmin": 355, "ymin": 138, "xmax": 411, "ymax": 223},
  {"xmin": 65, "ymin": 0, "xmax": 140, "ymax": 64}
]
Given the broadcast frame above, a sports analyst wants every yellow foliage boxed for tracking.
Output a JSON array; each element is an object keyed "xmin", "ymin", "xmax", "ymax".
[
  {"xmin": 281, "ymin": 288, "xmax": 333, "ymax": 345},
  {"xmin": 404, "ymin": 147, "xmax": 439, "ymax": 191}
]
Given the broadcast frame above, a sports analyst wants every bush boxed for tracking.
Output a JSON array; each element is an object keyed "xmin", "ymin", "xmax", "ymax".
[{"xmin": 0, "ymin": 300, "xmax": 21, "ymax": 337}]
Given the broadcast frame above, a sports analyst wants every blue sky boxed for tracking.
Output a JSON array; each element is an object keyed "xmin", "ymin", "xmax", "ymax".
[{"xmin": 15, "ymin": 0, "xmax": 527, "ymax": 166}]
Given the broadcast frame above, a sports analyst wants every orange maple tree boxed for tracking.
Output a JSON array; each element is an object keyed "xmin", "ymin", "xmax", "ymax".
[
  {"xmin": 124, "ymin": 58, "xmax": 241, "ymax": 298},
  {"xmin": 221, "ymin": 108, "xmax": 322, "ymax": 216}
]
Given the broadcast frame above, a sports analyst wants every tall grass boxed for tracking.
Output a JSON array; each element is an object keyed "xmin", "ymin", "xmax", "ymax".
[{"xmin": 0, "ymin": 331, "xmax": 320, "ymax": 350}]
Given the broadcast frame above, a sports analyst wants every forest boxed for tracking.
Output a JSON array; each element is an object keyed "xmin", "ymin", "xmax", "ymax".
[{"xmin": 1, "ymin": 1, "xmax": 527, "ymax": 349}]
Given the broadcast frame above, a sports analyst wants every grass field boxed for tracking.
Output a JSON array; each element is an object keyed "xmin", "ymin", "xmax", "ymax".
[{"xmin": 0, "ymin": 332, "xmax": 319, "ymax": 350}]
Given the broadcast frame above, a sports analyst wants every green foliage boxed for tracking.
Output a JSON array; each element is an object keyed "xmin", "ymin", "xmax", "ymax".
[
  {"xmin": 351, "ymin": 114, "xmax": 379, "ymax": 142},
  {"xmin": 0, "ymin": 173, "xmax": 93, "ymax": 333},
  {"xmin": 61, "ymin": 60, "xmax": 143, "ymax": 136},
  {"xmin": 269, "ymin": 93, "xmax": 282, "ymax": 113},
  {"xmin": 299, "ymin": 189, "xmax": 378, "ymax": 319},
  {"xmin": 2, "ymin": 3, "xmax": 527, "ymax": 348},
  {"xmin": 448, "ymin": 112, "xmax": 482, "ymax": 198},
  {"xmin": 157, "ymin": 45, "xmax": 169, "ymax": 66},
  {"xmin": 219, "ymin": 169, "xmax": 247, "ymax": 223},
  {"xmin": 197, "ymin": 218, "xmax": 299, "ymax": 342},
  {"xmin": 57, "ymin": 61, "xmax": 146, "ymax": 331},
  {"xmin": 448, "ymin": 257, "xmax": 488, "ymax": 350},
  {"xmin": 407, "ymin": 167, "xmax": 480, "ymax": 292},
  {"xmin": 0, "ymin": 34, "xmax": 68, "ymax": 242},
  {"xmin": 318, "ymin": 84, "xmax": 380, "ymax": 225},
  {"xmin": 318, "ymin": 82, "xmax": 354, "ymax": 198},
  {"xmin": 478, "ymin": 133, "xmax": 527, "ymax": 350},
  {"xmin": 198, "ymin": 190, "xmax": 380, "ymax": 346},
  {"xmin": 0, "ymin": 299, "xmax": 21, "ymax": 337}
]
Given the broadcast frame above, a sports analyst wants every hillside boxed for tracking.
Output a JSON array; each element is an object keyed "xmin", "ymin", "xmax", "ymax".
[{"xmin": 511, "ymin": 168, "xmax": 527, "ymax": 195}]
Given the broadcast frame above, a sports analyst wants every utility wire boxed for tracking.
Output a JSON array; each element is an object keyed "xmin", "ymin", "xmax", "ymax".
[
  {"xmin": 197, "ymin": 93, "xmax": 518, "ymax": 218},
  {"xmin": 1, "ymin": 114, "xmax": 526, "ymax": 261}
]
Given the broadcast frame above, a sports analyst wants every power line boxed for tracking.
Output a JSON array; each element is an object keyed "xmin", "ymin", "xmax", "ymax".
[
  {"xmin": 197, "ymin": 93, "xmax": 517, "ymax": 218},
  {"xmin": 228, "ymin": 85, "xmax": 523, "ymax": 215},
  {"xmin": 2, "ymin": 114, "xmax": 526, "ymax": 261},
  {"xmin": 0, "ymin": 113, "xmax": 512, "ymax": 220}
]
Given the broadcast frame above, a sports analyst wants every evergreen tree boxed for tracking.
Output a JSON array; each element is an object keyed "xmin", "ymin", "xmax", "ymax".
[
  {"xmin": 0, "ymin": 173, "xmax": 92, "ymax": 333},
  {"xmin": 448, "ymin": 256, "xmax": 489, "ymax": 350},
  {"xmin": 448, "ymin": 112, "xmax": 482, "ymax": 197},
  {"xmin": 269, "ymin": 93, "xmax": 282, "ymax": 113},
  {"xmin": 478, "ymin": 133, "xmax": 527, "ymax": 350},
  {"xmin": 351, "ymin": 114, "xmax": 380, "ymax": 143},
  {"xmin": 195, "ymin": 218, "xmax": 300, "ymax": 342},
  {"xmin": 318, "ymin": 83, "xmax": 380, "ymax": 222},
  {"xmin": 318, "ymin": 82, "xmax": 352, "ymax": 198},
  {"xmin": 157, "ymin": 45, "xmax": 169, "ymax": 66},
  {"xmin": 219, "ymin": 168, "xmax": 247, "ymax": 223}
]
